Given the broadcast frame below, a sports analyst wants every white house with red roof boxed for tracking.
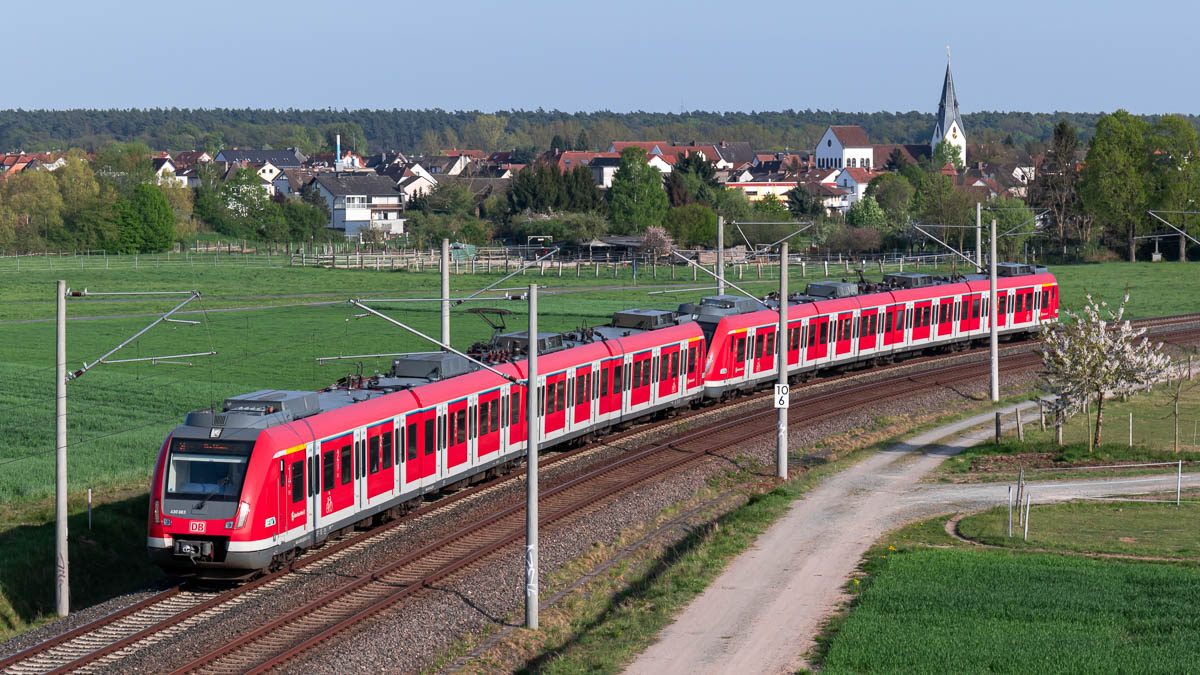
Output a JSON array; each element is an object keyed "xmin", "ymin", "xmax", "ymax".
[{"xmin": 834, "ymin": 167, "xmax": 885, "ymax": 206}]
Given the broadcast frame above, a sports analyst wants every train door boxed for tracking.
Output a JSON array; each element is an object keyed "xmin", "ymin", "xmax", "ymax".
[
  {"xmin": 686, "ymin": 339, "xmax": 704, "ymax": 389},
  {"xmin": 574, "ymin": 365, "xmax": 592, "ymax": 425},
  {"xmin": 1040, "ymin": 284, "xmax": 1057, "ymax": 322},
  {"xmin": 543, "ymin": 372, "xmax": 567, "ymax": 436},
  {"xmin": 786, "ymin": 323, "xmax": 801, "ymax": 368},
  {"xmin": 753, "ymin": 328, "xmax": 775, "ymax": 374},
  {"xmin": 279, "ymin": 445, "xmax": 308, "ymax": 540},
  {"xmin": 882, "ymin": 305, "xmax": 903, "ymax": 347},
  {"xmin": 997, "ymin": 291, "xmax": 1010, "ymax": 328},
  {"xmin": 912, "ymin": 302, "xmax": 932, "ymax": 342},
  {"xmin": 598, "ymin": 358, "xmax": 621, "ymax": 416},
  {"xmin": 858, "ymin": 309, "xmax": 878, "ymax": 353},
  {"xmin": 835, "ymin": 312, "xmax": 854, "ymax": 357},
  {"xmin": 509, "ymin": 387, "xmax": 526, "ymax": 448},
  {"xmin": 729, "ymin": 330, "xmax": 747, "ymax": 380},
  {"xmin": 365, "ymin": 421, "xmax": 394, "ymax": 506},
  {"xmin": 478, "ymin": 389, "xmax": 501, "ymax": 458},
  {"xmin": 317, "ymin": 433, "xmax": 354, "ymax": 527},
  {"xmin": 806, "ymin": 316, "xmax": 829, "ymax": 362},
  {"xmin": 630, "ymin": 351, "xmax": 653, "ymax": 408},
  {"xmin": 937, "ymin": 298, "xmax": 955, "ymax": 338},
  {"xmin": 446, "ymin": 398, "xmax": 469, "ymax": 472},
  {"xmin": 657, "ymin": 345, "xmax": 681, "ymax": 398},
  {"xmin": 959, "ymin": 294, "xmax": 980, "ymax": 333}
]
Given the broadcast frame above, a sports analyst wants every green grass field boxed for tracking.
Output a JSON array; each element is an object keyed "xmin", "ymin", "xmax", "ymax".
[{"xmin": 821, "ymin": 547, "xmax": 1200, "ymax": 673}]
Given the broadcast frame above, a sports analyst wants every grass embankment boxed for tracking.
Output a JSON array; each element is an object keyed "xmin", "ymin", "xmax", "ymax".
[
  {"xmin": 959, "ymin": 498, "xmax": 1200, "ymax": 559},
  {"xmin": 936, "ymin": 376, "xmax": 1200, "ymax": 483}
]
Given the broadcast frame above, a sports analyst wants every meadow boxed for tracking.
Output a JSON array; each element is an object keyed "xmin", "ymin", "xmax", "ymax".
[{"xmin": 820, "ymin": 547, "xmax": 1200, "ymax": 673}]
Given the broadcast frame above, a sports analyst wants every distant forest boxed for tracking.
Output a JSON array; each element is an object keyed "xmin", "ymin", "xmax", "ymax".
[{"xmin": 2, "ymin": 108, "xmax": 1196, "ymax": 156}]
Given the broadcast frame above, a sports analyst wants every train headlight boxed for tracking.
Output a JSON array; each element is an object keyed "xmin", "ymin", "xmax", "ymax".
[{"xmin": 235, "ymin": 501, "xmax": 251, "ymax": 529}]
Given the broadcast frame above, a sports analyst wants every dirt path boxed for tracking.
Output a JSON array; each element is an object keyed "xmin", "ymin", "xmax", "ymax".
[{"xmin": 625, "ymin": 403, "xmax": 1198, "ymax": 675}]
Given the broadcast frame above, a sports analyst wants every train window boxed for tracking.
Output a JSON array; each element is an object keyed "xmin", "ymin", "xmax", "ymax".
[
  {"xmin": 999, "ymin": 296, "xmax": 1006, "ymax": 315},
  {"xmin": 424, "ymin": 418, "xmax": 435, "ymax": 456},
  {"xmin": 642, "ymin": 361, "xmax": 652, "ymax": 387},
  {"xmin": 972, "ymin": 298, "xmax": 980, "ymax": 318},
  {"xmin": 736, "ymin": 337, "xmax": 746, "ymax": 363},
  {"xmin": 322, "ymin": 449, "xmax": 335, "ymax": 492},
  {"xmin": 480, "ymin": 401, "xmax": 490, "ymax": 435},
  {"xmin": 819, "ymin": 322, "xmax": 828, "ymax": 345},
  {"xmin": 511, "ymin": 390, "xmax": 521, "ymax": 426},
  {"xmin": 397, "ymin": 427, "xmax": 404, "ymax": 464},
  {"xmin": 341, "ymin": 445, "xmax": 352, "ymax": 485},
  {"xmin": 369, "ymin": 436, "xmax": 380, "ymax": 474},
  {"xmin": 446, "ymin": 414, "xmax": 455, "ymax": 446},
  {"xmin": 557, "ymin": 380, "xmax": 566, "ymax": 410},
  {"xmin": 407, "ymin": 423, "xmax": 418, "ymax": 461},
  {"xmin": 871, "ymin": 314, "xmax": 878, "ymax": 335},
  {"xmin": 885, "ymin": 312, "xmax": 893, "ymax": 333},
  {"xmin": 601, "ymin": 369, "xmax": 609, "ymax": 396},
  {"xmin": 671, "ymin": 351, "xmax": 679, "ymax": 378},
  {"xmin": 382, "ymin": 431, "xmax": 393, "ymax": 470},
  {"xmin": 615, "ymin": 364, "xmax": 623, "ymax": 393},
  {"xmin": 789, "ymin": 327, "xmax": 800, "ymax": 351},
  {"xmin": 805, "ymin": 325, "xmax": 813, "ymax": 347},
  {"xmin": 490, "ymin": 399, "xmax": 500, "ymax": 432},
  {"xmin": 291, "ymin": 460, "xmax": 304, "ymax": 504},
  {"xmin": 632, "ymin": 361, "xmax": 642, "ymax": 388},
  {"xmin": 660, "ymin": 355, "xmax": 669, "ymax": 381},
  {"xmin": 457, "ymin": 409, "xmax": 467, "ymax": 444}
]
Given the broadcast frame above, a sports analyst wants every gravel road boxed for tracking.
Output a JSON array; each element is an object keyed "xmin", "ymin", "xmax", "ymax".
[{"xmin": 626, "ymin": 402, "xmax": 1199, "ymax": 675}]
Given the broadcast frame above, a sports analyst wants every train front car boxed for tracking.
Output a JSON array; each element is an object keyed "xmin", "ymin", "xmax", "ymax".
[{"xmin": 148, "ymin": 390, "xmax": 315, "ymax": 579}]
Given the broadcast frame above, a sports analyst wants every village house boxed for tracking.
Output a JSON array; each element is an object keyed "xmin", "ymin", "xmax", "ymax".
[
  {"xmin": 214, "ymin": 148, "xmax": 306, "ymax": 169},
  {"xmin": 313, "ymin": 173, "xmax": 405, "ymax": 238}
]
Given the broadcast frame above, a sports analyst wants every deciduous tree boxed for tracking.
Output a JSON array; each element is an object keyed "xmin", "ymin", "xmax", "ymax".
[
  {"xmin": 1080, "ymin": 110, "xmax": 1149, "ymax": 262},
  {"xmin": 608, "ymin": 147, "xmax": 668, "ymax": 233}
]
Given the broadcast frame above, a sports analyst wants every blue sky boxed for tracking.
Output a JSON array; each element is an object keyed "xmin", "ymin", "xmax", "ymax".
[{"xmin": 5, "ymin": 0, "xmax": 1198, "ymax": 114}]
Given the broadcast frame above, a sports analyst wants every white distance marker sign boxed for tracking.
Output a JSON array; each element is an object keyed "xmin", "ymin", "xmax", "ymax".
[{"xmin": 774, "ymin": 384, "xmax": 790, "ymax": 408}]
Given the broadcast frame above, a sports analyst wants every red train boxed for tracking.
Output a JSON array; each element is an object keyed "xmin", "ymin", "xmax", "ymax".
[{"xmin": 148, "ymin": 264, "xmax": 1058, "ymax": 578}]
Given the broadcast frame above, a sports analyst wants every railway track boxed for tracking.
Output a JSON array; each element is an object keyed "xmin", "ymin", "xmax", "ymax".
[{"xmin": 6, "ymin": 313, "xmax": 1199, "ymax": 674}]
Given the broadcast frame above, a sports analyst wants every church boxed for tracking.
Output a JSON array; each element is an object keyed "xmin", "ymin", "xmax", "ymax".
[{"xmin": 812, "ymin": 54, "xmax": 967, "ymax": 170}]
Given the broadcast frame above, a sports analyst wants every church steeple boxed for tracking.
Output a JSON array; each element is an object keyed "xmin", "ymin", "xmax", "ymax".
[{"xmin": 931, "ymin": 49, "xmax": 967, "ymax": 166}]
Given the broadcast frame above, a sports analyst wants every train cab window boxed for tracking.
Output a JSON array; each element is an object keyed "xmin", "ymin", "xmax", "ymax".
[
  {"xmin": 480, "ymin": 401, "xmax": 490, "ymax": 435},
  {"xmin": 369, "ymin": 436, "xmax": 380, "ymax": 474},
  {"xmin": 382, "ymin": 431, "xmax": 393, "ymax": 470},
  {"xmin": 340, "ymin": 445, "xmax": 352, "ymax": 485},
  {"xmin": 424, "ymin": 418, "xmax": 435, "ymax": 456},
  {"xmin": 322, "ymin": 449, "xmax": 335, "ymax": 492},
  {"xmin": 407, "ymin": 423, "xmax": 418, "ymax": 461},
  {"xmin": 291, "ymin": 460, "xmax": 304, "ymax": 503}
]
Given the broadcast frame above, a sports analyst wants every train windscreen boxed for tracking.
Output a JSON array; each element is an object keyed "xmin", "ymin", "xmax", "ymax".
[{"xmin": 165, "ymin": 439, "xmax": 253, "ymax": 504}]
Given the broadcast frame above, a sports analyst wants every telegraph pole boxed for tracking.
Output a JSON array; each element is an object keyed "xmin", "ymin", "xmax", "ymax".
[
  {"xmin": 55, "ymin": 280, "xmax": 68, "ymax": 616},
  {"xmin": 776, "ymin": 244, "xmax": 788, "ymax": 479},
  {"xmin": 525, "ymin": 283, "xmax": 539, "ymax": 630},
  {"xmin": 975, "ymin": 202, "xmax": 982, "ymax": 269},
  {"xmin": 989, "ymin": 219, "xmax": 1000, "ymax": 402},
  {"xmin": 441, "ymin": 238, "xmax": 450, "ymax": 349},
  {"xmin": 717, "ymin": 216, "xmax": 726, "ymax": 295}
]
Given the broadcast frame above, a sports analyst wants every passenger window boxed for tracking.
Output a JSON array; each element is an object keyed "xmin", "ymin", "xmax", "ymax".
[
  {"xmin": 456, "ymin": 409, "xmax": 466, "ymax": 444},
  {"xmin": 407, "ymin": 423, "xmax": 418, "ymax": 461},
  {"xmin": 642, "ymin": 362, "xmax": 651, "ymax": 387},
  {"xmin": 633, "ymin": 361, "xmax": 642, "ymax": 387},
  {"xmin": 382, "ymin": 431, "xmax": 393, "ymax": 470},
  {"xmin": 688, "ymin": 347, "xmax": 696, "ymax": 373},
  {"xmin": 424, "ymin": 418, "xmax": 435, "ymax": 455},
  {"xmin": 480, "ymin": 401, "xmax": 490, "ymax": 434},
  {"xmin": 322, "ymin": 449, "xmax": 335, "ymax": 492},
  {"xmin": 819, "ymin": 322, "xmax": 828, "ymax": 345},
  {"xmin": 660, "ymin": 356, "xmax": 668, "ymax": 381},
  {"xmin": 671, "ymin": 351, "xmax": 679, "ymax": 378},
  {"xmin": 885, "ymin": 313, "xmax": 893, "ymax": 333},
  {"xmin": 369, "ymin": 436, "xmax": 380, "ymax": 474},
  {"xmin": 489, "ymin": 400, "xmax": 499, "ymax": 432},
  {"xmin": 615, "ymin": 365, "xmax": 623, "ymax": 393},
  {"xmin": 972, "ymin": 299, "xmax": 981, "ymax": 318},
  {"xmin": 557, "ymin": 381, "xmax": 566, "ymax": 410},
  {"xmin": 511, "ymin": 390, "xmax": 521, "ymax": 424},
  {"xmin": 291, "ymin": 460, "xmax": 304, "ymax": 503},
  {"xmin": 601, "ymin": 368, "xmax": 609, "ymax": 396},
  {"xmin": 340, "ymin": 445, "xmax": 352, "ymax": 485},
  {"xmin": 736, "ymin": 337, "xmax": 746, "ymax": 362}
]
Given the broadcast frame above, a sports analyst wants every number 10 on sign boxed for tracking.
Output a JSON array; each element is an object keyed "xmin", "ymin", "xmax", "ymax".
[{"xmin": 774, "ymin": 384, "xmax": 790, "ymax": 408}]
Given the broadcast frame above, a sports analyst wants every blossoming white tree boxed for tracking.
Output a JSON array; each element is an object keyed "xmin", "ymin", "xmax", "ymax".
[{"xmin": 1039, "ymin": 293, "xmax": 1171, "ymax": 450}]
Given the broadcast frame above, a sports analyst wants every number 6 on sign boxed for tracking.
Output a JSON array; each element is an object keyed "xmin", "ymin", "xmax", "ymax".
[{"xmin": 774, "ymin": 384, "xmax": 790, "ymax": 408}]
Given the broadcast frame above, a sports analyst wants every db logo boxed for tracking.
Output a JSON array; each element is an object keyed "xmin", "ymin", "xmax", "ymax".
[{"xmin": 189, "ymin": 521, "xmax": 205, "ymax": 533}]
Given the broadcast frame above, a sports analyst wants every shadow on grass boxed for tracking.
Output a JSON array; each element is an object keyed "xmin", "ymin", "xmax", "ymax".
[{"xmin": 0, "ymin": 493, "xmax": 166, "ymax": 636}]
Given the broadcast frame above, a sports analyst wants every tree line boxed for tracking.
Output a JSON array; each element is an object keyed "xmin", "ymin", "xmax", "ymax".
[{"xmin": 3, "ymin": 108, "xmax": 1190, "ymax": 157}]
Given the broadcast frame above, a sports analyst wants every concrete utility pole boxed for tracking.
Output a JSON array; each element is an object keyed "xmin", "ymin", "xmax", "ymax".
[
  {"xmin": 777, "ymin": 244, "xmax": 789, "ymax": 479},
  {"xmin": 975, "ymin": 202, "xmax": 982, "ymax": 268},
  {"xmin": 441, "ymin": 239, "xmax": 450, "ymax": 349},
  {"xmin": 55, "ymin": 280, "xmax": 69, "ymax": 616},
  {"xmin": 717, "ymin": 216, "xmax": 726, "ymax": 296},
  {"xmin": 525, "ymin": 283, "xmax": 539, "ymax": 630},
  {"xmin": 989, "ymin": 218, "xmax": 1000, "ymax": 402}
]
